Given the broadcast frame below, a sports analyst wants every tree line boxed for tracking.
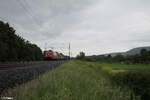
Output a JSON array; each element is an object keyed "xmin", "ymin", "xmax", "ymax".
[
  {"xmin": 76, "ymin": 52, "xmax": 85, "ymax": 60},
  {"xmin": 0, "ymin": 20, "xmax": 43, "ymax": 62},
  {"xmin": 84, "ymin": 49, "xmax": 150, "ymax": 64}
]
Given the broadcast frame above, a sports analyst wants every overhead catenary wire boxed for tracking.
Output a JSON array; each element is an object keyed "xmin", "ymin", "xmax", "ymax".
[
  {"xmin": 15, "ymin": 0, "xmax": 40, "ymax": 27},
  {"xmin": 22, "ymin": 0, "xmax": 41, "ymax": 24},
  {"xmin": 45, "ymin": 42, "xmax": 69, "ymax": 56}
]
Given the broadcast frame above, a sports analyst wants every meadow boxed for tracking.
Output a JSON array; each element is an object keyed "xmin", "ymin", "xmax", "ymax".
[
  {"xmin": 2, "ymin": 60, "xmax": 140, "ymax": 100},
  {"xmin": 100, "ymin": 62, "xmax": 150, "ymax": 100},
  {"xmin": 100, "ymin": 62, "xmax": 150, "ymax": 72}
]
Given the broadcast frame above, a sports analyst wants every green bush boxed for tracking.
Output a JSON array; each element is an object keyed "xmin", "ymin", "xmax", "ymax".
[{"xmin": 110, "ymin": 71, "xmax": 150, "ymax": 100}]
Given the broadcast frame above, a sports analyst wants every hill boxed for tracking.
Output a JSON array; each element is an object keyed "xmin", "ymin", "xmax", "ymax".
[
  {"xmin": 125, "ymin": 46, "xmax": 150, "ymax": 55},
  {"xmin": 100, "ymin": 46, "xmax": 150, "ymax": 57}
]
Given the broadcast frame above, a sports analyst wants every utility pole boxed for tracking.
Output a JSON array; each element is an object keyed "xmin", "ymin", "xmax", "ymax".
[
  {"xmin": 69, "ymin": 43, "xmax": 70, "ymax": 59},
  {"xmin": 44, "ymin": 43, "xmax": 47, "ymax": 51}
]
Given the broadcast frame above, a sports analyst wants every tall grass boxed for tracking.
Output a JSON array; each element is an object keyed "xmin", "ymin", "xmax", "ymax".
[
  {"xmin": 3, "ymin": 61, "xmax": 139, "ymax": 100},
  {"xmin": 100, "ymin": 62, "xmax": 150, "ymax": 100}
]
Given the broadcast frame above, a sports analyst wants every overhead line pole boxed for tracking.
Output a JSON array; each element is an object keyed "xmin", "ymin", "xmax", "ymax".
[{"xmin": 69, "ymin": 43, "xmax": 71, "ymax": 60}]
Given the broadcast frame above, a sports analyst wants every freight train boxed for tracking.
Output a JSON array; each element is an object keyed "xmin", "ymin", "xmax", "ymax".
[{"xmin": 44, "ymin": 50, "xmax": 68, "ymax": 60}]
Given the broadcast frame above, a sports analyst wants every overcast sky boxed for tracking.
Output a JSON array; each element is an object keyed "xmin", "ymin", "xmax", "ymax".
[{"xmin": 0, "ymin": 0, "xmax": 150, "ymax": 56}]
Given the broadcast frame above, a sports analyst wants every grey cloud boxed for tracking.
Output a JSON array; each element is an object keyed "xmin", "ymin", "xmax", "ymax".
[
  {"xmin": 0, "ymin": 0, "xmax": 99, "ymax": 47},
  {"xmin": 0, "ymin": 0, "xmax": 150, "ymax": 56}
]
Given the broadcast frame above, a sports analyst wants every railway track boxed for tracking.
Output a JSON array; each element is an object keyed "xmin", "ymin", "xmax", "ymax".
[
  {"xmin": 0, "ymin": 60, "xmax": 67, "ymax": 95},
  {"xmin": 0, "ymin": 61, "xmax": 64, "ymax": 70}
]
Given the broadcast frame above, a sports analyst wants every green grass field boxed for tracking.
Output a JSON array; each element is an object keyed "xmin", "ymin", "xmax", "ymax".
[
  {"xmin": 2, "ymin": 60, "xmax": 140, "ymax": 100},
  {"xmin": 100, "ymin": 62, "xmax": 150, "ymax": 73},
  {"xmin": 100, "ymin": 62, "xmax": 150, "ymax": 100}
]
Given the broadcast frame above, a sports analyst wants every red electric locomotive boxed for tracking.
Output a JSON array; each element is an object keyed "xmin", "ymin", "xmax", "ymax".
[
  {"xmin": 44, "ymin": 50, "xmax": 57, "ymax": 60},
  {"xmin": 44, "ymin": 50, "xmax": 66, "ymax": 60}
]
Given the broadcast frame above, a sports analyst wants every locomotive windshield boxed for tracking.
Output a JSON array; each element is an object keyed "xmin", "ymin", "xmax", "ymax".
[{"xmin": 47, "ymin": 52, "xmax": 51, "ymax": 55}]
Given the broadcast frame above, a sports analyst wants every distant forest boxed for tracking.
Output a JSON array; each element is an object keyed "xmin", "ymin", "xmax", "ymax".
[
  {"xmin": 0, "ymin": 20, "xmax": 43, "ymax": 62},
  {"xmin": 85, "ymin": 49, "xmax": 150, "ymax": 64}
]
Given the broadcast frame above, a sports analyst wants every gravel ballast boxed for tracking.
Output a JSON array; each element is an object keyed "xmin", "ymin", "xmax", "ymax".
[{"xmin": 0, "ymin": 61, "xmax": 66, "ymax": 94}]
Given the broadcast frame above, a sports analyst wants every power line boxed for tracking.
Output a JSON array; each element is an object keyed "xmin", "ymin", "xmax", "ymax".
[
  {"xmin": 22, "ymin": 0, "xmax": 40, "ymax": 24},
  {"xmin": 22, "ymin": 0, "xmax": 32, "ymax": 9},
  {"xmin": 45, "ymin": 42, "xmax": 70, "ymax": 56},
  {"xmin": 15, "ymin": 0, "xmax": 40, "ymax": 27}
]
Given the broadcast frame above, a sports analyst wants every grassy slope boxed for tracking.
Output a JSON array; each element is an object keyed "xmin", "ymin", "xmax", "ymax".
[{"xmin": 3, "ymin": 60, "xmax": 138, "ymax": 100}]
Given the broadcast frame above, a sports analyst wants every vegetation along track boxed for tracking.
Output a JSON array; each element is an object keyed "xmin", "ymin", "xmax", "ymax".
[{"xmin": 0, "ymin": 61, "xmax": 67, "ymax": 95}]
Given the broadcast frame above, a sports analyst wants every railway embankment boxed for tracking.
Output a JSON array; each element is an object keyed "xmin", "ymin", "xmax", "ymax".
[{"xmin": 0, "ymin": 61, "xmax": 66, "ymax": 95}]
